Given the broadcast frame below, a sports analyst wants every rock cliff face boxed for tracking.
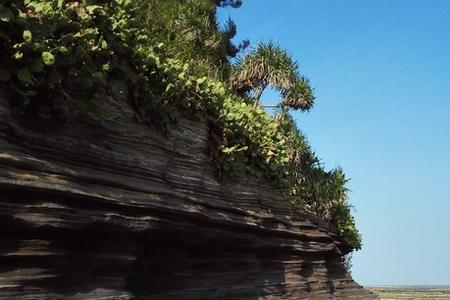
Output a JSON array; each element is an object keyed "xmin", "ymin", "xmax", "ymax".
[{"xmin": 0, "ymin": 94, "xmax": 377, "ymax": 299}]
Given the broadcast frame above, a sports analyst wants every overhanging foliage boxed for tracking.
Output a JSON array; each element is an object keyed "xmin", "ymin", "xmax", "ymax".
[{"xmin": 0, "ymin": 0, "xmax": 361, "ymax": 249}]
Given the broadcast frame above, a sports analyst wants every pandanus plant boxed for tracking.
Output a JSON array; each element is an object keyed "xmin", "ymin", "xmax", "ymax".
[
  {"xmin": 306, "ymin": 166, "xmax": 350, "ymax": 219},
  {"xmin": 230, "ymin": 42, "xmax": 315, "ymax": 110}
]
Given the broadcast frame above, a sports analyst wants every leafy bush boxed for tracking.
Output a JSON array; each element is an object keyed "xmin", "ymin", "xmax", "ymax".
[
  {"xmin": 0, "ymin": 0, "xmax": 361, "ymax": 250},
  {"xmin": 332, "ymin": 203, "xmax": 362, "ymax": 250},
  {"xmin": 0, "ymin": 0, "xmax": 236, "ymax": 118},
  {"xmin": 0, "ymin": 1, "xmax": 124, "ymax": 118}
]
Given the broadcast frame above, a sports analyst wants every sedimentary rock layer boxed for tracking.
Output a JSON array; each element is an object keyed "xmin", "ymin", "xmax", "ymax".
[{"xmin": 0, "ymin": 95, "xmax": 377, "ymax": 299}]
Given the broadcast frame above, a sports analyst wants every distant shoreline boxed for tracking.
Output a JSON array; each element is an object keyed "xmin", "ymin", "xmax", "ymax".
[{"xmin": 367, "ymin": 285, "xmax": 450, "ymax": 288}]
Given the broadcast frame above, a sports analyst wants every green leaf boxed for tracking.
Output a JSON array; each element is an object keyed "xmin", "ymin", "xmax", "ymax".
[
  {"xmin": 222, "ymin": 145, "xmax": 238, "ymax": 154},
  {"xmin": 23, "ymin": 30, "xmax": 32, "ymax": 43},
  {"xmin": 86, "ymin": 5, "xmax": 103, "ymax": 14},
  {"xmin": 80, "ymin": 28, "xmax": 98, "ymax": 39},
  {"xmin": 165, "ymin": 83, "xmax": 174, "ymax": 92},
  {"xmin": 42, "ymin": 52, "xmax": 55, "ymax": 65},
  {"xmin": 100, "ymin": 39, "xmax": 108, "ymax": 49},
  {"xmin": 197, "ymin": 76, "xmax": 207, "ymax": 84},
  {"xmin": 58, "ymin": 46, "xmax": 69, "ymax": 54},
  {"xmin": 102, "ymin": 63, "xmax": 111, "ymax": 72},
  {"xmin": 13, "ymin": 51, "xmax": 23, "ymax": 60}
]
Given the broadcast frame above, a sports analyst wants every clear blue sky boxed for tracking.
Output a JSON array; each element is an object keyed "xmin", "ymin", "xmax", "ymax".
[{"xmin": 218, "ymin": 0, "xmax": 450, "ymax": 286}]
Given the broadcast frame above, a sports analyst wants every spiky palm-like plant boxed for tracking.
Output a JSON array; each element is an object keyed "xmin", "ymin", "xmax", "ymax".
[
  {"xmin": 303, "ymin": 166, "xmax": 350, "ymax": 219},
  {"xmin": 230, "ymin": 42, "xmax": 315, "ymax": 110},
  {"xmin": 323, "ymin": 167, "xmax": 350, "ymax": 218}
]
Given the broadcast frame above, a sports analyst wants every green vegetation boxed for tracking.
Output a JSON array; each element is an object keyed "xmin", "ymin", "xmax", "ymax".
[
  {"xmin": 231, "ymin": 42, "xmax": 314, "ymax": 110},
  {"xmin": 0, "ymin": 0, "xmax": 361, "ymax": 249}
]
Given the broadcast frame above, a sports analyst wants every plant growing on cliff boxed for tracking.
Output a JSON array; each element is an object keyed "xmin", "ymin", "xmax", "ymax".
[
  {"xmin": 0, "ymin": 0, "xmax": 361, "ymax": 250},
  {"xmin": 0, "ymin": 1, "xmax": 132, "ymax": 119},
  {"xmin": 231, "ymin": 42, "xmax": 315, "ymax": 110}
]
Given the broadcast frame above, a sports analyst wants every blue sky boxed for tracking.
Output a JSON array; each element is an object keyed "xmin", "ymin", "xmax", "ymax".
[{"xmin": 218, "ymin": 0, "xmax": 450, "ymax": 286}]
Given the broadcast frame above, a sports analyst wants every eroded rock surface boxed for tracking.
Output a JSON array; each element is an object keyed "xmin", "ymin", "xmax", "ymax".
[{"xmin": 0, "ymin": 95, "xmax": 377, "ymax": 299}]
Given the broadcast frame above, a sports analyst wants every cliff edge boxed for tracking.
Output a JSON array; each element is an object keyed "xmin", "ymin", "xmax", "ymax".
[{"xmin": 0, "ymin": 95, "xmax": 377, "ymax": 299}]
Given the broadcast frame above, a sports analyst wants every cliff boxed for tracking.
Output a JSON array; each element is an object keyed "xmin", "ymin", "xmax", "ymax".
[{"xmin": 0, "ymin": 94, "xmax": 377, "ymax": 299}]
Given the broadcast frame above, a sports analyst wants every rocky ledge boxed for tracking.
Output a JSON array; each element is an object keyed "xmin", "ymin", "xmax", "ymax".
[{"xmin": 0, "ymin": 94, "xmax": 377, "ymax": 299}]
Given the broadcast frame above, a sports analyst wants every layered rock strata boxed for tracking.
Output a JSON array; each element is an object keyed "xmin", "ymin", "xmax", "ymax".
[{"xmin": 0, "ymin": 95, "xmax": 377, "ymax": 299}]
